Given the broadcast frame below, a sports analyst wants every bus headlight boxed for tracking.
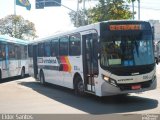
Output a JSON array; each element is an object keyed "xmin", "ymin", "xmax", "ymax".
[
  {"xmin": 103, "ymin": 75, "xmax": 109, "ymax": 81},
  {"xmin": 102, "ymin": 74, "xmax": 117, "ymax": 86}
]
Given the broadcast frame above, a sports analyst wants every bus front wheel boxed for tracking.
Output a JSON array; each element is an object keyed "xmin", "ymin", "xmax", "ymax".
[
  {"xmin": 40, "ymin": 71, "xmax": 45, "ymax": 85},
  {"xmin": 74, "ymin": 76, "xmax": 84, "ymax": 95}
]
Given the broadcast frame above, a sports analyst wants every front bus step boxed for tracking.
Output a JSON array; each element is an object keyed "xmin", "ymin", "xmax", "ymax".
[{"xmin": 86, "ymin": 84, "xmax": 95, "ymax": 92}]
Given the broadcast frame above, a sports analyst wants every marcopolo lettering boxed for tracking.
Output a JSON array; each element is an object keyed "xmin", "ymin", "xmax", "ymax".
[
  {"xmin": 43, "ymin": 59, "xmax": 57, "ymax": 64},
  {"xmin": 118, "ymin": 79, "xmax": 133, "ymax": 82}
]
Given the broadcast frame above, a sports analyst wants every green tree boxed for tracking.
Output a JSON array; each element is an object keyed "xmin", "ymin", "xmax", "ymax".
[
  {"xmin": 68, "ymin": 9, "xmax": 89, "ymax": 27},
  {"xmin": 0, "ymin": 15, "xmax": 37, "ymax": 40},
  {"xmin": 89, "ymin": 0, "xmax": 132, "ymax": 23},
  {"xmin": 69, "ymin": 0, "xmax": 132, "ymax": 27}
]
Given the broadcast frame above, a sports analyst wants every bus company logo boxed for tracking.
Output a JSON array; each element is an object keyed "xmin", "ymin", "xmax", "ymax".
[
  {"xmin": 118, "ymin": 79, "xmax": 133, "ymax": 82},
  {"xmin": 142, "ymin": 114, "xmax": 159, "ymax": 120},
  {"xmin": 43, "ymin": 59, "xmax": 57, "ymax": 64}
]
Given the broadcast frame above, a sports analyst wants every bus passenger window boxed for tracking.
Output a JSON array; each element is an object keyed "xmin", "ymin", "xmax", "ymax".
[
  {"xmin": 69, "ymin": 33, "xmax": 81, "ymax": 56},
  {"xmin": 59, "ymin": 36, "xmax": 69, "ymax": 56},
  {"xmin": 15, "ymin": 45, "xmax": 21, "ymax": 59},
  {"xmin": 44, "ymin": 42, "xmax": 51, "ymax": 57},
  {"xmin": 9, "ymin": 44, "xmax": 15, "ymax": 59},
  {"xmin": 38, "ymin": 43, "xmax": 44, "ymax": 57},
  {"xmin": 28, "ymin": 45, "xmax": 33, "ymax": 57},
  {"xmin": 0, "ymin": 44, "xmax": 3, "ymax": 59},
  {"xmin": 0, "ymin": 44, "xmax": 6, "ymax": 60},
  {"xmin": 21, "ymin": 46, "xmax": 27, "ymax": 59},
  {"xmin": 51, "ymin": 39, "xmax": 59, "ymax": 57}
]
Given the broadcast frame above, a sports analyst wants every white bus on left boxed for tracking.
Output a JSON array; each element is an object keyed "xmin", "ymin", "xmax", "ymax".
[{"xmin": 0, "ymin": 35, "xmax": 28, "ymax": 80}]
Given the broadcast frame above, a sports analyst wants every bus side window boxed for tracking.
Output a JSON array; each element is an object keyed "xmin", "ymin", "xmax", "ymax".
[
  {"xmin": 0, "ymin": 43, "xmax": 3, "ymax": 59},
  {"xmin": 15, "ymin": 45, "xmax": 21, "ymax": 59},
  {"xmin": 0, "ymin": 43, "xmax": 6, "ymax": 60},
  {"xmin": 69, "ymin": 33, "xmax": 81, "ymax": 56},
  {"xmin": 28, "ymin": 45, "xmax": 33, "ymax": 57},
  {"xmin": 59, "ymin": 36, "xmax": 69, "ymax": 56},
  {"xmin": 24, "ymin": 46, "xmax": 27, "ymax": 59},
  {"xmin": 9, "ymin": 44, "xmax": 15, "ymax": 59},
  {"xmin": 2, "ymin": 44, "xmax": 6, "ymax": 60},
  {"xmin": 51, "ymin": 39, "xmax": 59, "ymax": 57},
  {"xmin": 44, "ymin": 42, "xmax": 51, "ymax": 57},
  {"xmin": 38, "ymin": 43, "xmax": 44, "ymax": 57},
  {"xmin": 21, "ymin": 45, "xmax": 27, "ymax": 59}
]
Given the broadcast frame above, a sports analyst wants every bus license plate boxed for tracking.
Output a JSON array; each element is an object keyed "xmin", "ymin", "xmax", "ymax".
[{"xmin": 131, "ymin": 85, "xmax": 141, "ymax": 90}]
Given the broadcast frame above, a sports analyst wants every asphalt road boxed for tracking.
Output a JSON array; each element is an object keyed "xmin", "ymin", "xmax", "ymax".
[{"xmin": 0, "ymin": 65, "xmax": 160, "ymax": 114}]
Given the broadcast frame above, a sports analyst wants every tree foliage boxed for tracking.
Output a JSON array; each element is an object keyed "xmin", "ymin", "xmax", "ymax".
[
  {"xmin": 68, "ymin": 9, "xmax": 89, "ymax": 27},
  {"xmin": 0, "ymin": 15, "xmax": 37, "ymax": 40},
  {"xmin": 127, "ymin": 0, "xmax": 139, "ymax": 19},
  {"xmin": 89, "ymin": 0, "xmax": 132, "ymax": 23},
  {"xmin": 69, "ymin": 0, "xmax": 132, "ymax": 27}
]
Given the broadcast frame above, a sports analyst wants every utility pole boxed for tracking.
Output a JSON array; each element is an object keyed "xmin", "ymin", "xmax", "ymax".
[
  {"xmin": 132, "ymin": 1, "xmax": 134, "ymax": 20},
  {"xmin": 14, "ymin": 0, "xmax": 17, "ymax": 38},
  {"xmin": 138, "ymin": 0, "xmax": 140, "ymax": 20},
  {"xmin": 82, "ymin": 0, "xmax": 86, "ymax": 26},
  {"xmin": 76, "ymin": 0, "xmax": 80, "ymax": 27}
]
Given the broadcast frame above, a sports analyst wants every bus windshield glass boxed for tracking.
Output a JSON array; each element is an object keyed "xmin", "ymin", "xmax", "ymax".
[{"xmin": 100, "ymin": 32, "xmax": 154, "ymax": 67}]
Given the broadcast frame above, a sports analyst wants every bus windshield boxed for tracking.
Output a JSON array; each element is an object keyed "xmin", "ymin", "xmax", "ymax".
[{"xmin": 100, "ymin": 32, "xmax": 154, "ymax": 67}]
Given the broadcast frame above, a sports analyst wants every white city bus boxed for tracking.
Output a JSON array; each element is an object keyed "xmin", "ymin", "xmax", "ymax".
[
  {"xmin": 28, "ymin": 20, "xmax": 156, "ymax": 96},
  {"xmin": 0, "ymin": 35, "xmax": 28, "ymax": 80}
]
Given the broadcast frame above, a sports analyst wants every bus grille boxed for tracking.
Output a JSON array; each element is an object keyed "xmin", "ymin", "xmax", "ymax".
[{"xmin": 117, "ymin": 80, "xmax": 153, "ymax": 91}]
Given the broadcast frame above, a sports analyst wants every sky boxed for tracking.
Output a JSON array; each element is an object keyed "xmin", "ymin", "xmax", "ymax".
[{"xmin": 0, "ymin": 0, "xmax": 160, "ymax": 38}]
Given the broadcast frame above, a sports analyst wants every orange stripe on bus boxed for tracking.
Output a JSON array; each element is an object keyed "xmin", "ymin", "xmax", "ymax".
[
  {"xmin": 60, "ymin": 56, "xmax": 72, "ymax": 72},
  {"xmin": 64, "ymin": 56, "xmax": 72, "ymax": 72}
]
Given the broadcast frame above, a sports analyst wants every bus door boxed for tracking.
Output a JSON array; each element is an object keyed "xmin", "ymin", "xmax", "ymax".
[
  {"xmin": 8, "ymin": 44, "xmax": 18, "ymax": 76},
  {"xmin": 5, "ymin": 44, "xmax": 9, "ymax": 77},
  {"xmin": 33, "ymin": 45, "xmax": 38, "ymax": 78},
  {"xmin": 82, "ymin": 33, "xmax": 99, "ymax": 93},
  {"xmin": 15, "ymin": 45, "xmax": 21, "ymax": 72},
  {"xmin": 1, "ymin": 43, "xmax": 8, "ymax": 77}
]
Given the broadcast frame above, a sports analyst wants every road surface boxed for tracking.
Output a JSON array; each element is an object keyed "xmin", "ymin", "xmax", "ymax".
[{"xmin": 0, "ymin": 65, "xmax": 160, "ymax": 114}]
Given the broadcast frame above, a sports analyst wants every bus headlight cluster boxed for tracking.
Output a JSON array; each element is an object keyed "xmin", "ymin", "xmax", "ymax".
[
  {"xmin": 109, "ymin": 78, "xmax": 117, "ymax": 86},
  {"xmin": 102, "ymin": 74, "xmax": 117, "ymax": 86},
  {"xmin": 103, "ymin": 75, "xmax": 109, "ymax": 81}
]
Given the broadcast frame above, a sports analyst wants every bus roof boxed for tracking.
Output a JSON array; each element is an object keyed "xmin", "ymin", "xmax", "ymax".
[
  {"xmin": 0, "ymin": 35, "xmax": 29, "ymax": 45},
  {"xmin": 29, "ymin": 20, "xmax": 149, "ymax": 44}
]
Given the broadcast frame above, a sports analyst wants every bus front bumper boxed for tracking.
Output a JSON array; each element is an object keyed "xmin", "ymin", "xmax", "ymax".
[{"xmin": 100, "ymin": 77, "xmax": 157, "ymax": 96}]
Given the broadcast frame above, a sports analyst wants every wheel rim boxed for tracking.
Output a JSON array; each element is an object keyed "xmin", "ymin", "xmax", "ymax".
[{"xmin": 77, "ymin": 81, "xmax": 84, "ymax": 93}]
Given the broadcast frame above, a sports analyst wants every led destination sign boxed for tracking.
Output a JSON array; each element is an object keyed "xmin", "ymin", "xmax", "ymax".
[{"xmin": 109, "ymin": 24, "xmax": 142, "ymax": 31}]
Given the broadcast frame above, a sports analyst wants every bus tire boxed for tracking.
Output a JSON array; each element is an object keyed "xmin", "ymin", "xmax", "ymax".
[
  {"xmin": 21, "ymin": 67, "xmax": 25, "ymax": 78},
  {"xmin": 40, "ymin": 71, "xmax": 45, "ymax": 85},
  {"xmin": 74, "ymin": 76, "xmax": 84, "ymax": 95}
]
